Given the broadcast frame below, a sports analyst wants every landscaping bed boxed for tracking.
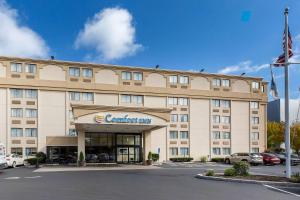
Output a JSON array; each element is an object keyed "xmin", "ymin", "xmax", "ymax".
[{"xmin": 214, "ymin": 174, "xmax": 290, "ymax": 182}]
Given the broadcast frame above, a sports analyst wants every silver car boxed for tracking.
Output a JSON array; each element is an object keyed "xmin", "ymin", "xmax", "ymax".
[{"xmin": 224, "ymin": 153, "xmax": 263, "ymax": 165}]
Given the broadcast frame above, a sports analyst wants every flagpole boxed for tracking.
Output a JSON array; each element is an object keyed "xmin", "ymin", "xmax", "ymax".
[{"xmin": 284, "ymin": 7, "xmax": 291, "ymax": 178}]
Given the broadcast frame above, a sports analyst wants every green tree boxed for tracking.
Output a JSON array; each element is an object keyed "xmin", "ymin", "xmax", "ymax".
[
  {"xmin": 291, "ymin": 123, "xmax": 300, "ymax": 154},
  {"xmin": 267, "ymin": 121, "xmax": 284, "ymax": 150}
]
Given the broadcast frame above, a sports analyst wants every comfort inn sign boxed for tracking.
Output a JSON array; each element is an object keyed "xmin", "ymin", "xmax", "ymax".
[{"xmin": 95, "ymin": 114, "xmax": 152, "ymax": 124}]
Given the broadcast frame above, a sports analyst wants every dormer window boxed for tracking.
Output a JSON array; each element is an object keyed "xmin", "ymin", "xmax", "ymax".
[
  {"xmin": 179, "ymin": 76, "xmax": 189, "ymax": 84},
  {"xmin": 252, "ymin": 81, "xmax": 259, "ymax": 89},
  {"xmin": 133, "ymin": 72, "xmax": 143, "ymax": 81},
  {"xmin": 212, "ymin": 79, "xmax": 221, "ymax": 87},
  {"xmin": 169, "ymin": 75, "xmax": 177, "ymax": 84},
  {"xmin": 222, "ymin": 79, "xmax": 230, "ymax": 87},
  {"xmin": 122, "ymin": 72, "xmax": 131, "ymax": 80},
  {"xmin": 11, "ymin": 63, "xmax": 22, "ymax": 73},
  {"xmin": 82, "ymin": 68, "xmax": 93, "ymax": 78},
  {"xmin": 25, "ymin": 64, "xmax": 37, "ymax": 74},
  {"xmin": 69, "ymin": 67, "xmax": 80, "ymax": 77}
]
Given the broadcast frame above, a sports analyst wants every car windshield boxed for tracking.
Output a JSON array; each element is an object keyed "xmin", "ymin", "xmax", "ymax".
[
  {"xmin": 250, "ymin": 153, "xmax": 260, "ymax": 156},
  {"xmin": 263, "ymin": 153, "xmax": 276, "ymax": 157}
]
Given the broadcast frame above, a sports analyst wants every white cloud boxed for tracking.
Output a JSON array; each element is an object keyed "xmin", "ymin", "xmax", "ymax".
[
  {"xmin": 0, "ymin": 0, "xmax": 49, "ymax": 58},
  {"xmin": 217, "ymin": 60, "xmax": 268, "ymax": 74},
  {"xmin": 75, "ymin": 7, "xmax": 142, "ymax": 61}
]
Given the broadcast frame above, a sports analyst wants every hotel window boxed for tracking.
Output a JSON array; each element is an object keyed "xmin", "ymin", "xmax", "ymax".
[
  {"xmin": 213, "ymin": 147, "xmax": 221, "ymax": 155},
  {"xmin": 25, "ymin": 89, "xmax": 37, "ymax": 99},
  {"xmin": 133, "ymin": 72, "xmax": 143, "ymax": 81},
  {"xmin": 251, "ymin": 117, "xmax": 259, "ymax": 124},
  {"xmin": 25, "ymin": 109, "xmax": 37, "ymax": 118},
  {"xmin": 132, "ymin": 95, "xmax": 143, "ymax": 104},
  {"xmin": 179, "ymin": 98, "xmax": 188, "ymax": 106},
  {"xmin": 122, "ymin": 71, "xmax": 131, "ymax": 80},
  {"xmin": 168, "ymin": 97, "xmax": 178, "ymax": 106},
  {"xmin": 180, "ymin": 131, "xmax": 189, "ymax": 139},
  {"xmin": 261, "ymin": 85, "xmax": 265, "ymax": 93},
  {"xmin": 82, "ymin": 92, "xmax": 94, "ymax": 101},
  {"xmin": 25, "ymin": 128, "xmax": 37, "ymax": 137},
  {"xmin": 179, "ymin": 76, "xmax": 189, "ymax": 84},
  {"xmin": 169, "ymin": 75, "xmax": 178, "ymax": 84},
  {"xmin": 170, "ymin": 114, "xmax": 178, "ymax": 122},
  {"xmin": 222, "ymin": 148, "xmax": 231, "ymax": 155},
  {"xmin": 169, "ymin": 131, "xmax": 178, "ymax": 139},
  {"xmin": 68, "ymin": 129, "xmax": 77, "ymax": 136},
  {"xmin": 69, "ymin": 92, "xmax": 80, "ymax": 101},
  {"xmin": 180, "ymin": 148, "xmax": 189, "ymax": 156},
  {"xmin": 25, "ymin": 148, "xmax": 37, "ymax": 156},
  {"xmin": 252, "ymin": 81, "xmax": 259, "ymax": 89},
  {"xmin": 69, "ymin": 67, "xmax": 80, "ymax": 77},
  {"xmin": 11, "ymin": 63, "xmax": 22, "ymax": 72},
  {"xmin": 222, "ymin": 79, "xmax": 230, "ymax": 87},
  {"xmin": 82, "ymin": 68, "xmax": 93, "ymax": 78},
  {"xmin": 222, "ymin": 132, "xmax": 231, "ymax": 139},
  {"xmin": 212, "ymin": 79, "xmax": 221, "ymax": 87},
  {"xmin": 250, "ymin": 101, "xmax": 259, "ymax": 109},
  {"xmin": 212, "ymin": 115, "xmax": 220, "ymax": 123},
  {"xmin": 11, "ymin": 89, "xmax": 23, "ymax": 98},
  {"xmin": 11, "ymin": 108, "xmax": 23, "ymax": 117},
  {"xmin": 212, "ymin": 131, "xmax": 221, "ymax": 139},
  {"xmin": 212, "ymin": 99, "xmax": 220, "ymax": 107},
  {"xmin": 251, "ymin": 148, "xmax": 259, "ymax": 153},
  {"xmin": 121, "ymin": 94, "xmax": 131, "ymax": 103},
  {"xmin": 221, "ymin": 116, "xmax": 230, "ymax": 124},
  {"xmin": 180, "ymin": 114, "xmax": 188, "ymax": 122},
  {"xmin": 11, "ymin": 148, "xmax": 22, "ymax": 156},
  {"xmin": 11, "ymin": 128, "xmax": 23, "ymax": 137},
  {"xmin": 251, "ymin": 132, "xmax": 259, "ymax": 140},
  {"xmin": 170, "ymin": 148, "xmax": 178, "ymax": 156},
  {"xmin": 25, "ymin": 64, "xmax": 37, "ymax": 73},
  {"xmin": 221, "ymin": 100, "xmax": 230, "ymax": 108}
]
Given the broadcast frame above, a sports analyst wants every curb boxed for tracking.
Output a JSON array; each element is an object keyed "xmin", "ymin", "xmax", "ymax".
[{"xmin": 195, "ymin": 174, "xmax": 300, "ymax": 187}]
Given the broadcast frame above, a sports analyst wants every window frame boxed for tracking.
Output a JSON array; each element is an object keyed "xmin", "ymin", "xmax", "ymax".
[
  {"xmin": 212, "ymin": 79, "xmax": 221, "ymax": 87},
  {"xmin": 11, "ymin": 63, "xmax": 22, "ymax": 73},
  {"xmin": 179, "ymin": 76, "xmax": 189, "ymax": 84},
  {"xmin": 121, "ymin": 71, "xmax": 132, "ymax": 80},
  {"xmin": 82, "ymin": 68, "xmax": 93, "ymax": 78},
  {"xmin": 169, "ymin": 75, "xmax": 178, "ymax": 84},
  {"xmin": 169, "ymin": 131, "xmax": 178, "ymax": 139},
  {"xmin": 133, "ymin": 72, "xmax": 143, "ymax": 81},
  {"xmin": 69, "ymin": 67, "xmax": 80, "ymax": 77},
  {"xmin": 25, "ymin": 64, "xmax": 37, "ymax": 74},
  {"xmin": 180, "ymin": 131, "xmax": 189, "ymax": 139},
  {"xmin": 222, "ymin": 79, "xmax": 230, "ymax": 87}
]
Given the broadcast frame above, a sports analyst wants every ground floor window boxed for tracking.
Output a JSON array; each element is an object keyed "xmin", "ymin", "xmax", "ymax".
[
  {"xmin": 251, "ymin": 148, "xmax": 259, "ymax": 153},
  {"xmin": 47, "ymin": 146, "xmax": 77, "ymax": 164},
  {"xmin": 222, "ymin": 148, "xmax": 231, "ymax": 155},
  {"xmin": 212, "ymin": 147, "xmax": 221, "ymax": 155},
  {"xmin": 11, "ymin": 147, "xmax": 22, "ymax": 156},
  {"xmin": 180, "ymin": 147, "xmax": 189, "ymax": 157},
  {"xmin": 25, "ymin": 148, "xmax": 37, "ymax": 156},
  {"xmin": 169, "ymin": 147, "xmax": 178, "ymax": 156}
]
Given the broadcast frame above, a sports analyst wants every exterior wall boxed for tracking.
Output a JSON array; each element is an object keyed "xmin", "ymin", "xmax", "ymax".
[
  {"xmin": 190, "ymin": 77, "xmax": 210, "ymax": 90},
  {"xmin": 95, "ymin": 93, "xmax": 118, "ymax": 106},
  {"xmin": 149, "ymin": 127, "xmax": 167, "ymax": 162},
  {"xmin": 39, "ymin": 65, "xmax": 66, "ymax": 81},
  {"xmin": 0, "ymin": 63, "xmax": 6, "ymax": 77},
  {"xmin": 144, "ymin": 96, "xmax": 166, "ymax": 108},
  {"xmin": 145, "ymin": 73, "xmax": 166, "ymax": 87},
  {"xmin": 95, "ymin": 69, "xmax": 118, "ymax": 85},
  {"xmin": 0, "ymin": 89, "xmax": 7, "ymax": 147}
]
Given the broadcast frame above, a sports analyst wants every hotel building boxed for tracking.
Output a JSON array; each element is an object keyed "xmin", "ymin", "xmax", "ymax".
[{"xmin": 0, "ymin": 56, "xmax": 268, "ymax": 163}]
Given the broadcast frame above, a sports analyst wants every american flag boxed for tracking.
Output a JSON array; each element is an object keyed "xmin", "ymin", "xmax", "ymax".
[{"xmin": 275, "ymin": 27, "xmax": 293, "ymax": 66}]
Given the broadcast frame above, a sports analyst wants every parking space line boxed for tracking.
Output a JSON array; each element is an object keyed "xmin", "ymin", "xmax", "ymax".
[
  {"xmin": 4, "ymin": 177, "xmax": 20, "ymax": 180},
  {"xmin": 264, "ymin": 184, "xmax": 300, "ymax": 198},
  {"xmin": 24, "ymin": 176, "xmax": 41, "ymax": 179}
]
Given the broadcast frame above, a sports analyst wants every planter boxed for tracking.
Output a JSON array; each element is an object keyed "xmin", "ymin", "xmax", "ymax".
[
  {"xmin": 146, "ymin": 160, "xmax": 153, "ymax": 165},
  {"xmin": 77, "ymin": 161, "xmax": 86, "ymax": 167}
]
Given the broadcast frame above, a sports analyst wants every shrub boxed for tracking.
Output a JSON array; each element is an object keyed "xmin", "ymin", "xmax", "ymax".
[
  {"xmin": 147, "ymin": 152, "xmax": 153, "ymax": 160},
  {"xmin": 233, "ymin": 161, "xmax": 249, "ymax": 176},
  {"xmin": 200, "ymin": 156, "xmax": 207, "ymax": 163},
  {"xmin": 152, "ymin": 153, "xmax": 159, "ymax": 162},
  {"xmin": 170, "ymin": 157, "xmax": 194, "ymax": 162},
  {"xmin": 36, "ymin": 152, "xmax": 46, "ymax": 163},
  {"xmin": 290, "ymin": 172, "xmax": 300, "ymax": 183},
  {"xmin": 79, "ymin": 151, "xmax": 84, "ymax": 162},
  {"xmin": 211, "ymin": 157, "xmax": 224, "ymax": 163},
  {"xmin": 224, "ymin": 168, "xmax": 236, "ymax": 176},
  {"xmin": 205, "ymin": 170, "xmax": 215, "ymax": 176},
  {"xmin": 25, "ymin": 158, "xmax": 38, "ymax": 165}
]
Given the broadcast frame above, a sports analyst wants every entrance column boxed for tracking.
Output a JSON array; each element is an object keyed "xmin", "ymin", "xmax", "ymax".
[
  {"xmin": 77, "ymin": 131, "xmax": 85, "ymax": 160},
  {"xmin": 143, "ymin": 130, "xmax": 151, "ymax": 163}
]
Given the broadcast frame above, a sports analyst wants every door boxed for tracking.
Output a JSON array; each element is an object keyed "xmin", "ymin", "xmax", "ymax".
[{"xmin": 117, "ymin": 147, "xmax": 128, "ymax": 163}]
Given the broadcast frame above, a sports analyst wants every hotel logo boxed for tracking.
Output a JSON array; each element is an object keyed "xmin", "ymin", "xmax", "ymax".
[{"xmin": 94, "ymin": 115, "xmax": 104, "ymax": 123}]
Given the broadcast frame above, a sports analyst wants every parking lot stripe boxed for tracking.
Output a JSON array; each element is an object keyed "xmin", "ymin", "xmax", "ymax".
[
  {"xmin": 264, "ymin": 184, "xmax": 300, "ymax": 197},
  {"xmin": 24, "ymin": 176, "xmax": 41, "ymax": 179},
  {"xmin": 4, "ymin": 177, "xmax": 20, "ymax": 180}
]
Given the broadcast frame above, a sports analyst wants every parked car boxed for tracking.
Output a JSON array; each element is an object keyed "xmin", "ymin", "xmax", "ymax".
[
  {"xmin": 224, "ymin": 153, "xmax": 263, "ymax": 165},
  {"xmin": 260, "ymin": 153, "xmax": 280, "ymax": 165},
  {"xmin": 0, "ymin": 143, "xmax": 7, "ymax": 169},
  {"xmin": 6, "ymin": 154, "xmax": 24, "ymax": 168},
  {"xmin": 275, "ymin": 153, "xmax": 300, "ymax": 166}
]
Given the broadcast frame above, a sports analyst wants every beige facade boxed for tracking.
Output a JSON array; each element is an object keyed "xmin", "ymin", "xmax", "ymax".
[{"xmin": 0, "ymin": 56, "xmax": 268, "ymax": 162}]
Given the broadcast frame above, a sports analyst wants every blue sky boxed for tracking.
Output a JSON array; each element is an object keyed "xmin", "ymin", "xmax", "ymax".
[{"xmin": 2, "ymin": 0, "xmax": 300, "ymax": 99}]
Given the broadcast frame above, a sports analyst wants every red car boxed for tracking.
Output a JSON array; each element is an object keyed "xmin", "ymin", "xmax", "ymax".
[{"xmin": 260, "ymin": 153, "xmax": 280, "ymax": 165}]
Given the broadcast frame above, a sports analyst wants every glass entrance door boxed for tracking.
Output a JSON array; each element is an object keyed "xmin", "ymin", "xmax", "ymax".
[{"xmin": 116, "ymin": 134, "xmax": 142, "ymax": 163}]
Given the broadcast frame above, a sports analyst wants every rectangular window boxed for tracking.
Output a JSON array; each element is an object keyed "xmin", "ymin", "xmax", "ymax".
[
  {"xmin": 11, "ymin": 108, "xmax": 23, "ymax": 117},
  {"xmin": 222, "ymin": 148, "xmax": 231, "ymax": 155},
  {"xmin": 261, "ymin": 85, "xmax": 265, "ymax": 93},
  {"xmin": 251, "ymin": 132, "xmax": 259, "ymax": 140},
  {"xmin": 68, "ymin": 129, "xmax": 77, "ymax": 136},
  {"xmin": 25, "ymin": 64, "xmax": 37, "ymax": 73},
  {"xmin": 11, "ymin": 89, "xmax": 23, "ymax": 98},
  {"xmin": 222, "ymin": 132, "xmax": 231, "ymax": 139},
  {"xmin": 180, "ymin": 131, "xmax": 189, "ymax": 139},
  {"xmin": 213, "ymin": 148, "xmax": 221, "ymax": 155},
  {"xmin": 212, "ymin": 115, "xmax": 220, "ymax": 123},
  {"xmin": 212, "ymin": 131, "xmax": 221, "ymax": 139},
  {"xmin": 251, "ymin": 148, "xmax": 259, "ymax": 153},
  {"xmin": 25, "ymin": 109, "xmax": 37, "ymax": 118},
  {"xmin": 180, "ymin": 148, "xmax": 189, "ymax": 156},
  {"xmin": 69, "ymin": 92, "xmax": 80, "ymax": 101},
  {"xmin": 82, "ymin": 92, "xmax": 94, "ymax": 101},
  {"xmin": 25, "ymin": 148, "xmax": 37, "ymax": 156},
  {"xmin": 82, "ymin": 68, "xmax": 93, "ymax": 77},
  {"xmin": 11, "ymin": 148, "xmax": 22, "ymax": 156},
  {"xmin": 122, "ymin": 72, "xmax": 131, "ymax": 80},
  {"xmin": 11, "ymin": 63, "xmax": 22, "ymax": 72},
  {"xmin": 222, "ymin": 79, "xmax": 230, "ymax": 87},
  {"xmin": 169, "ymin": 131, "xmax": 178, "ymax": 139},
  {"xmin": 178, "ymin": 98, "xmax": 188, "ymax": 106},
  {"xmin": 169, "ymin": 75, "xmax": 178, "ymax": 84},
  {"xmin": 180, "ymin": 114, "xmax": 188, "ymax": 122},
  {"xmin": 11, "ymin": 128, "xmax": 23, "ymax": 137},
  {"xmin": 221, "ymin": 100, "xmax": 230, "ymax": 108},
  {"xmin": 25, "ymin": 128, "xmax": 37, "ymax": 137},
  {"xmin": 179, "ymin": 76, "xmax": 189, "ymax": 84},
  {"xmin": 168, "ymin": 97, "xmax": 178, "ymax": 106},
  {"xmin": 69, "ymin": 67, "xmax": 80, "ymax": 77},
  {"xmin": 212, "ymin": 79, "xmax": 221, "ymax": 87},
  {"xmin": 171, "ymin": 114, "xmax": 178, "ymax": 122},
  {"xmin": 24, "ymin": 89, "xmax": 37, "ymax": 99},
  {"xmin": 251, "ymin": 117, "xmax": 259, "ymax": 124},
  {"xmin": 170, "ymin": 148, "xmax": 178, "ymax": 156},
  {"xmin": 212, "ymin": 99, "xmax": 220, "ymax": 107},
  {"xmin": 132, "ymin": 95, "xmax": 143, "ymax": 104},
  {"xmin": 250, "ymin": 101, "xmax": 259, "ymax": 109},
  {"xmin": 221, "ymin": 116, "xmax": 230, "ymax": 124},
  {"xmin": 252, "ymin": 81, "xmax": 259, "ymax": 89},
  {"xmin": 121, "ymin": 94, "xmax": 131, "ymax": 103},
  {"xmin": 133, "ymin": 72, "xmax": 143, "ymax": 81}
]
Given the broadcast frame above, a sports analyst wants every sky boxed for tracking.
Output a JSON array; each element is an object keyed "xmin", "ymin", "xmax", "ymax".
[{"xmin": 1, "ymin": 0, "xmax": 300, "ymax": 99}]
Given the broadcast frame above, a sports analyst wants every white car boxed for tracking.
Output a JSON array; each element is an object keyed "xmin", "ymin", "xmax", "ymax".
[
  {"xmin": 0, "ymin": 143, "xmax": 7, "ymax": 169},
  {"xmin": 6, "ymin": 154, "xmax": 24, "ymax": 168}
]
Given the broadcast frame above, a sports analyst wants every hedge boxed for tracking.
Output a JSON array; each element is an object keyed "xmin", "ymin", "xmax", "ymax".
[
  {"xmin": 152, "ymin": 153, "xmax": 159, "ymax": 162},
  {"xmin": 211, "ymin": 157, "xmax": 225, "ymax": 163},
  {"xmin": 170, "ymin": 157, "xmax": 193, "ymax": 162}
]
